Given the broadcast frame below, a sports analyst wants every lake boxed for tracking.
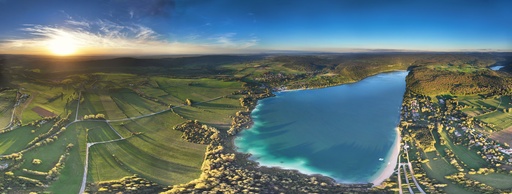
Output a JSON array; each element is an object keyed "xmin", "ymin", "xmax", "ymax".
[
  {"xmin": 490, "ymin": 65, "xmax": 504, "ymax": 71},
  {"xmin": 235, "ymin": 71, "xmax": 408, "ymax": 184}
]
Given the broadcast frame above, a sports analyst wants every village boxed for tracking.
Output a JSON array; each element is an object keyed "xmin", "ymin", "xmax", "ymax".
[{"xmin": 392, "ymin": 92, "xmax": 512, "ymax": 193}]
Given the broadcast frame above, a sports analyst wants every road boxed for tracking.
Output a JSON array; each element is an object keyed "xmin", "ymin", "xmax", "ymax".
[
  {"xmin": 397, "ymin": 157, "xmax": 402, "ymax": 194},
  {"xmin": 75, "ymin": 92, "xmax": 81, "ymax": 121},
  {"xmin": 0, "ymin": 90, "xmax": 227, "ymax": 194},
  {"xmin": 405, "ymin": 151, "xmax": 426, "ymax": 194},
  {"xmin": 1, "ymin": 90, "xmax": 20, "ymax": 130},
  {"xmin": 402, "ymin": 164, "xmax": 414, "ymax": 194}
]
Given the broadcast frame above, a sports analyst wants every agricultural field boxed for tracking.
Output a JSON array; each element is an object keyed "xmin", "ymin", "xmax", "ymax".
[
  {"xmin": 428, "ymin": 64, "xmax": 486, "ymax": 73},
  {"xmin": 148, "ymin": 77, "xmax": 243, "ymax": 104},
  {"xmin": 467, "ymin": 173, "xmax": 512, "ymax": 189},
  {"xmin": 174, "ymin": 96, "xmax": 245, "ymax": 129},
  {"xmin": 0, "ymin": 70, "xmax": 243, "ymax": 193},
  {"xmin": 96, "ymin": 111, "xmax": 205, "ymax": 185},
  {"xmin": 12, "ymin": 82, "xmax": 76, "ymax": 124},
  {"xmin": 438, "ymin": 130, "xmax": 488, "ymax": 170},
  {"xmin": 0, "ymin": 121, "xmax": 55, "ymax": 154},
  {"xmin": 0, "ymin": 89, "xmax": 16, "ymax": 128},
  {"xmin": 219, "ymin": 61, "xmax": 304, "ymax": 79},
  {"xmin": 420, "ymin": 151, "xmax": 473, "ymax": 194},
  {"xmin": 459, "ymin": 95, "xmax": 512, "ymax": 131}
]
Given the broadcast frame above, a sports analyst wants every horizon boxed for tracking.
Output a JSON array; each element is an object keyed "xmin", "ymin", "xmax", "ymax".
[{"xmin": 1, "ymin": 0, "xmax": 511, "ymax": 56}]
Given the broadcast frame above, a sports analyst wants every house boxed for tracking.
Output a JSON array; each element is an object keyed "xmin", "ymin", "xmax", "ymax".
[
  {"xmin": 499, "ymin": 148, "xmax": 512, "ymax": 155},
  {"xmin": 0, "ymin": 163, "xmax": 8, "ymax": 170}
]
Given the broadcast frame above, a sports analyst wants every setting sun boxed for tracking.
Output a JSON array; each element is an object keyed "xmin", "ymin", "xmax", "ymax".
[{"xmin": 47, "ymin": 36, "xmax": 78, "ymax": 56}]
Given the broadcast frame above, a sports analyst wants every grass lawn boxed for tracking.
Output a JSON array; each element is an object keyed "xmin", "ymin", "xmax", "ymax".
[
  {"xmin": 0, "ymin": 121, "xmax": 54, "ymax": 154},
  {"xmin": 467, "ymin": 173, "xmax": 512, "ymax": 189}
]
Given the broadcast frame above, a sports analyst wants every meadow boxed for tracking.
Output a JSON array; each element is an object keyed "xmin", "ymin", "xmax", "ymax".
[
  {"xmin": 0, "ymin": 69, "xmax": 244, "ymax": 193},
  {"xmin": 1, "ymin": 53, "xmax": 511, "ymax": 193},
  {"xmin": 0, "ymin": 89, "xmax": 16, "ymax": 127}
]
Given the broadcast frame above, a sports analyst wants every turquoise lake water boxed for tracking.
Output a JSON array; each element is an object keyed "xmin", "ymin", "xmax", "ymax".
[{"xmin": 235, "ymin": 71, "xmax": 408, "ymax": 183}]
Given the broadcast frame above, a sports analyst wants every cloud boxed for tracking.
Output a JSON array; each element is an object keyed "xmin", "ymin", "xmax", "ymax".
[
  {"xmin": 213, "ymin": 33, "xmax": 259, "ymax": 49},
  {"xmin": 0, "ymin": 19, "xmax": 259, "ymax": 55},
  {"xmin": 116, "ymin": 0, "xmax": 176, "ymax": 19}
]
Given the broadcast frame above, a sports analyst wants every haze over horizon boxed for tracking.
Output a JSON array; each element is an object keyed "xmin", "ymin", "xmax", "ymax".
[{"xmin": 0, "ymin": 0, "xmax": 511, "ymax": 56}]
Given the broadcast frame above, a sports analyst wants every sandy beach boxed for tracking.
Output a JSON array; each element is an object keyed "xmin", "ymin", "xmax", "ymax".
[{"xmin": 371, "ymin": 127, "xmax": 401, "ymax": 186}]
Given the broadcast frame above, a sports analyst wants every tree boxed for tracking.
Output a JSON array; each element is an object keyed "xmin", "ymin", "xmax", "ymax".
[{"xmin": 32, "ymin": 159, "xmax": 42, "ymax": 165}]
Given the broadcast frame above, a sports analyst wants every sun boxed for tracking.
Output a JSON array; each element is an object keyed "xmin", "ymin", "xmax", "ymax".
[{"xmin": 47, "ymin": 37, "xmax": 78, "ymax": 56}]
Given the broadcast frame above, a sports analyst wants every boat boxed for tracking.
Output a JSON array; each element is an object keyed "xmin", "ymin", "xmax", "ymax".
[{"xmin": 379, "ymin": 158, "xmax": 384, "ymax": 161}]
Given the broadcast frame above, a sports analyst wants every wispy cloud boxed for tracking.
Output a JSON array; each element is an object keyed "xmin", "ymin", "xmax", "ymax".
[
  {"xmin": 213, "ymin": 33, "xmax": 259, "ymax": 49},
  {"xmin": 1, "ymin": 19, "xmax": 260, "ymax": 55}
]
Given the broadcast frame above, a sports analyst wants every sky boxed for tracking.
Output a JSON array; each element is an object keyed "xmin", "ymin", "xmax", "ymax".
[{"xmin": 0, "ymin": 0, "xmax": 511, "ymax": 55}]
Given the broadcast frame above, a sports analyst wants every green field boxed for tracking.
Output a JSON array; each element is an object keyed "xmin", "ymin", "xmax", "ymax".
[
  {"xmin": 13, "ymin": 83, "xmax": 76, "ymax": 124},
  {"xmin": 10, "ymin": 120, "xmax": 86, "ymax": 194},
  {"xmin": 420, "ymin": 151, "xmax": 475, "ymax": 194},
  {"xmin": 467, "ymin": 173, "xmax": 512, "ymax": 189},
  {"xmin": 90, "ymin": 111, "xmax": 205, "ymax": 185},
  {"xmin": 175, "ymin": 97, "xmax": 244, "ymax": 129},
  {"xmin": 49, "ymin": 122, "xmax": 87, "ymax": 194},
  {"xmin": 84, "ymin": 121, "xmax": 121, "ymax": 142},
  {"xmin": 88, "ymin": 143, "xmax": 133, "ymax": 182},
  {"xmin": 150, "ymin": 77, "xmax": 242, "ymax": 104},
  {"xmin": 439, "ymin": 130, "xmax": 488, "ymax": 169},
  {"xmin": 0, "ymin": 89, "xmax": 17, "ymax": 127},
  {"xmin": 78, "ymin": 92, "xmax": 109, "ymax": 119},
  {"xmin": 429, "ymin": 64, "xmax": 485, "ymax": 73},
  {"xmin": 460, "ymin": 95, "xmax": 512, "ymax": 130},
  {"xmin": 219, "ymin": 61, "xmax": 304, "ymax": 79},
  {"xmin": 0, "ymin": 121, "xmax": 55, "ymax": 154},
  {"xmin": 109, "ymin": 88, "xmax": 165, "ymax": 118}
]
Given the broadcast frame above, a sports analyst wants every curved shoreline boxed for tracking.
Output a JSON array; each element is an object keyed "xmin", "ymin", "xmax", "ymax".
[
  {"xmin": 370, "ymin": 127, "xmax": 401, "ymax": 186},
  {"xmin": 235, "ymin": 71, "xmax": 407, "ymax": 186}
]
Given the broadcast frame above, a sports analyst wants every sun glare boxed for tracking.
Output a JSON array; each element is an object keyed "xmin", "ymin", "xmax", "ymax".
[{"xmin": 47, "ymin": 36, "xmax": 78, "ymax": 56}]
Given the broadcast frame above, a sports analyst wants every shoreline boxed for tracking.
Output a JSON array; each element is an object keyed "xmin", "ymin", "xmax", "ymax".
[
  {"xmin": 275, "ymin": 70, "xmax": 409, "ymax": 93},
  {"xmin": 233, "ymin": 70, "xmax": 407, "ymax": 187},
  {"xmin": 371, "ymin": 127, "xmax": 401, "ymax": 186}
]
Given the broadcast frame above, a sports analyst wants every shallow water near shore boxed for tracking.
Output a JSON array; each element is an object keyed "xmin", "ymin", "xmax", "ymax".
[{"xmin": 235, "ymin": 71, "xmax": 408, "ymax": 183}]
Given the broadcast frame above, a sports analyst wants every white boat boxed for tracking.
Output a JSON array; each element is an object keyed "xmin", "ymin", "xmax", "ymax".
[{"xmin": 379, "ymin": 158, "xmax": 384, "ymax": 161}]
